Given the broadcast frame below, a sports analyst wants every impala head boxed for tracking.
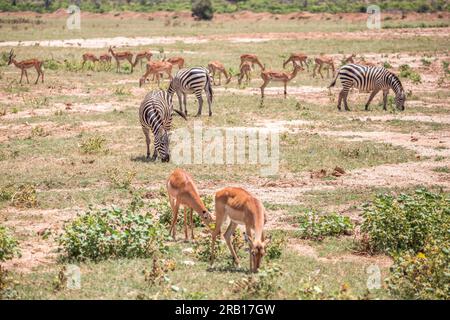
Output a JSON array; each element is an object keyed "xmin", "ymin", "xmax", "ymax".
[
  {"xmin": 245, "ymin": 234, "xmax": 270, "ymax": 272},
  {"xmin": 8, "ymin": 49, "xmax": 15, "ymax": 65},
  {"xmin": 108, "ymin": 46, "xmax": 113, "ymax": 54},
  {"xmin": 395, "ymin": 91, "xmax": 406, "ymax": 111}
]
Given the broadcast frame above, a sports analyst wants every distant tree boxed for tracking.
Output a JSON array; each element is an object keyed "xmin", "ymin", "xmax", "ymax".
[
  {"xmin": 44, "ymin": 0, "xmax": 51, "ymax": 10},
  {"xmin": 11, "ymin": 0, "xmax": 17, "ymax": 6},
  {"xmin": 192, "ymin": 0, "xmax": 214, "ymax": 20}
]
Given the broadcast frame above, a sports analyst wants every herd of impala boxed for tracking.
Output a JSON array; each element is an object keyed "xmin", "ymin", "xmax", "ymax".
[
  {"xmin": 5, "ymin": 47, "xmax": 379, "ymax": 272},
  {"xmin": 7, "ymin": 47, "xmax": 378, "ymax": 99}
]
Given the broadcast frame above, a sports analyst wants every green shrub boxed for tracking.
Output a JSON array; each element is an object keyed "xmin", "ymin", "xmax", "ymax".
[
  {"xmin": 106, "ymin": 168, "xmax": 136, "ymax": 189},
  {"xmin": 230, "ymin": 264, "xmax": 282, "ymax": 299},
  {"xmin": 360, "ymin": 188, "xmax": 449, "ymax": 255},
  {"xmin": 191, "ymin": 0, "xmax": 214, "ymax": 20},
  {"xmin": 399, "ymin": 64, "xmax": 422, "ymax": 84},
  {"xmin": 79, "ymin": 135, "xmax": 108, "ymax": 155},
  {"xmin": 0, "ymin": 225, "xmax": 20, "ymax": 262},
  {"xmin": 11, "ymin": 184, "xmax": 38, "ymax": 208},
  {"xmin": 194, "ymin": 230, "xmax": 226, "ymax": 262},
  {"xmin": 266, "ymin": 230, "xmax": 287, "ymax": 260},
  {"xmin": 294, "ymin": 211, "xmax": 353, "ymax": 241},
  {"xmin": 383, "ymin": 61, "xmax": 392, "ymax": 69},
  {"xmin": 58, "ymin": 198, "xmax": 168, "ymax": 261},
  {"xmin": 386, "ymin": 241, "xmax": 450, "ymax": 299}
]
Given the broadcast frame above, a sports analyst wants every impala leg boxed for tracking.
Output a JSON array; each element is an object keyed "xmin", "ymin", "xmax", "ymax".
[
  {"xmin": 318, "ymin": 64, "xmax": 324, "ymax": 79},
  {"xmin": 169, "ymin": 199, "xmax": 180, "ymax": 240},
  {"xmin": 284, "ymin": 82, "xmax": 287, "ymax": 98},
  {"xmin": 189, "ymin": 208, "xmax": 194, "ymax": 240},
  {"xmin": 365, "ymin": 89, "xmax": 380, "ymax": 111},
  {"xmin": 224, "ymin": 222, "xmax": 239, "ymax": 266},
  {"xmin": 245, "ymin": 226, "xmax": 255, "ymax": 273},
  {"xmin": 211, "ymin": 201, "xmax": 226, "ymax": 265},
  {"xmin": 24, "ymin": 69, "xmax": 29, "ymax": 84},
  {"xmin": 142, "ymin": 127, "xmax": 151, "ymax": 159},
  {"xmin": 313, "ymin": 63, "xmax": 317, "ymax": 77},
  {"xmin": 183, "ymin": 207, "xmax": 189, "ymax": 241},
  {"xmin": 19, "ymin": 69, "xmax": 24, "ymax": 84},
  {"xmin": 129, "ymin": 57, "xmax": 133, "ymax": 73},
  {"xmin": 260, "ymin": 80, "xmax": 268, "ymax": 99}
]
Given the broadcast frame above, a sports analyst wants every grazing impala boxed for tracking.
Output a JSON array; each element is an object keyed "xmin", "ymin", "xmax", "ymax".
[
  {"xmin": 108, "ymin": 46, "xmax": 134, "ymax": 73},
  {"xmin": 207, "ymin": 61, "xmax": 231, "ymax": 85},
  {"xmin": 260, "ymin": 64, "xmax": 303, "ymax": 98},
  {"xmin": 313, "ymin": 55, "xmax": 335, "ymax": 79},
  {"xmin": 238, "ymin": 61, "xmax": 252, "ymax": 86},
  {"xmin": 167, "ymin": 168, "xmax": 213, "ymax": 241},
  {"xmin": 240, "ymin": 54, "xmax": 265, "ymax": 71},
  {"xmin": 167, "ymin": 56, "xmax": 185, "ymax": 70},
  {"xmin": 211, "ymin": 187, "xmax": 268, "ymax": 273},
  {"xmin": 81, "ymin": 53, "xmax": 99, "ymax": 69},
  {"xmin": 133, "ymin": 50, "xmax": 153, "ymax": 69},
  {"xmin": 7, "ymin": 49, "xmax": 44, "ymax": 84},
  {"xmin": 283, "ymin": 53, "xmax": 309, "ymax": 71},
  {"xmin": 99, "ymin": 53, "xmax": 112, "ymax": 65},
  {"xmin": 139, "ymin": 61, "xmax": 173, "ymax": 87},
  {"xmin": 342, "ymin": 53, "xmax": 356, "ymax": 65}
]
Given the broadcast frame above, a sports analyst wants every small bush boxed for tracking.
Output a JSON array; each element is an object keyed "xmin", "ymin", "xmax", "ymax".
[
  {"xmin": 230, "ymin": 264, "xmax": 282, "ymax": 299},
  {"xmin": 0, "ymin": 225, "xmax": 20, "ymax": 262},
  {"xmin": 383, "ymin": 61, "xmax": 392, "ymax": 69},
  {"xmin": 421, "ymin": 58, "xmax": 432, "ymax": 67},
  {"xmin": 106, "ymin": 168, "xmax": 136, "ymax": 189},
  {"xmin": 194, "ymin": 230, "xmax": 226, "ymax": 262},
  {"xmin": 58, "ymin": 198, "xmax": 168, "ymax": 261},
  {"xmin": 399, "ymin": 64, "xmax": 422, "ymax": 84},
  {"xmin": 191, "ymin": 0, "xmax": 214, "ymax": 20},
  {"xmin": 386, "ymin": 241, "xmax": 449, "ymax": 300},
  {"xmin": 360, "ymin": 188, "xmax": 449, "ymax": 255},
  {"xmin": 79, "ymin": 135, "xmax": 108, "ymax": 155},
  {"xmin": 294, "ymin": 211, "xmax": 353, "ymax": 241},
  {"xmin": 11, "ymin": 184, "xmax": 38, "ymax": 208},
  {"xmin": 266, "ymin": 231, "xmax": 287, "ymax": 260}
]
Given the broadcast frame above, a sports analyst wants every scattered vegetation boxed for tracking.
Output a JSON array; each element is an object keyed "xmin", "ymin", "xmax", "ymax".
[
  {"xmin": 79, "ymin": 135, "xmax": 109, "ymax": 155},
  {"xmin": 230, "ymin": 264, "xmax": 282, "ymax": 299},
  {"xmin": 399, "ymin": 64, "xmax": 422, "ymax": 84},
  {"xmin": 0, "ymin": 225, "xmax": 20, "ymax": 262},
  {"xmin": 293, "ymin": 211, "xmax": 353, "ymax": 241},
  {"xmin": 106, "ymin": 168, "xmax": 136, "ymax": 189},
  {"xmin": 192, "ymin": 0, "xmax": 214, "ymax": 20},
  {"xmin": 11, "ymin": 184, "xmax": 38, "ymax": 208}
]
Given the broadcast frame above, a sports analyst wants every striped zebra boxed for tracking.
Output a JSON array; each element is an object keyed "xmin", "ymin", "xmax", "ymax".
[
  {"xmin": 329, "ymin": 63, "xmax": 406, "ymax": 111},
  {"xmin": 139, "ymin": 90, "xmax": 186, "ymax": 162},
  {"xmin": 167, "ymin": 67, "xmax": 213, "ymax": 117}
]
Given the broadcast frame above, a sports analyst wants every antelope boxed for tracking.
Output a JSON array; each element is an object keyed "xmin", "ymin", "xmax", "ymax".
[
  {"xmin": 211, "ymin": 187, "xmax": 269, "ymax": 273},
  {"xmin": 108, "ymin": 46, "xmax": 134, "ymax": 73},
  {"xmin": 238, "ymin": 61, "xmax": 252, "ymax": 86},
  {"xmin": 139, "ymin": 61, "xmax": 173, "ymax": 87},
  {"xmin": 99, "ymin": 53, "xmax": 112, "ymax": 64},
  {"xmin": 283, "ymin": 53, "xmax": 309, "ymax": 71},
  {"xmin": 260, "ymin": 64, "xmax": 303, "ymax": 99},
  {"xmin": 207, "ymin": 61, "xmax": 231, "ymax": 85},
  {"xmin": 81, "ymin": 53, "xmax": 99, "ymax": 69},
  {"xmin": 313, "ymin": 55, "xmax": 335, "ymax": 79},
  {"xmin": 133, "ymin": 50, "xmax": 153, "ymax": 69},
  {"xmin": 167, "ymin": 56, "xmax": 185, "ymax": 70},
  {"xmin": 7, "ymin": 49, "xmax": 44, "ymax": 84},
  {"xmin": 240, "ymin": 54, "xmax": 264, "ymax": 71},
  {"xmin": 167, "ymin": 168, "xmax": 213, "ymax": 241},
  {"xmin": 342, "ymin": 53, "xmax": 356, "ymax": 65}
]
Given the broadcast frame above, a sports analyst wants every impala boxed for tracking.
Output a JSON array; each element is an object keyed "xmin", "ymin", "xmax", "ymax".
[
  {"xmin": 99, "ymin": 53, "xmax": 112, "ymax": 64},
  {"xmin": 238, "ymin": 61, "xmax": 252, "ymax": 86},
  {"xmin": 283, "ymin": 53, "xmax": 309, "ymax": 71},
  {"xmin": 108, "ymin": 46, "xmax": 134, "ymax": 73},
  {"xmin": 7, "ymin": 49, "xmax": 44, "ymax": 84},
  {"xmin": 240, "ymin": 54, "xmax": 264, "ymax": 71},
  {"xmin": 81, "ymin": 53, "xmax": 99, "ymax": 69},
  {"xmin": 139, "ymin": 61, "xmax": 173, "ymax": 87},
  {"xmin": 167, "ymin": 56, "xmax": 185, "ymax": 70},
  {"xmin": 167, "ymin": 168, "xmax": 213, "ymax": 241},
  {"xmin": 260, "ymin": 64, "xmax": 303, "ymax": 98},
  {"xmin": 211, "ymin": 187, "xmax": 269, "ymax": 273},
  {"xmin": 133, "ymin": 50, "xmax": 153, "ymax": 69},
  {"xmin": 313, "ymin": 55, "xmax": 335, "ymax": 79},
  {"xmin": 207, "ymin": 61, "xmax": 231, "ymax": 85}
]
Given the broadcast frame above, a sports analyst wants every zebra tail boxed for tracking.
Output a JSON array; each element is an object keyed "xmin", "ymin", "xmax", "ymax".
[
  {"xmin": 173, "ymin": 109, "xmax": 187, "ymax": 120},
  {"xmin": 328, "ymin": 69, "xmax": 340, "ymax": 88},
  {"xmin": 205, "ymin": 74, "xmax": 213, "ymax": 103}
]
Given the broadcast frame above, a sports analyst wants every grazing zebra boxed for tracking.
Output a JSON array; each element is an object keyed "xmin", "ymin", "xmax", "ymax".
[
  {"xmin": 329, "ymin": 63, "xmax": 406, "ymax": 111},
  {"xmin": 167, "ymin": 67, "xmax": 213, "ymax": 117},
  {"xmin": 139, "ymin": 90, "xmax": 186, "ymax": 162}
]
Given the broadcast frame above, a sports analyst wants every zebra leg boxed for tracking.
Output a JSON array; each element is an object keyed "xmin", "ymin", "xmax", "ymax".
[
  {"xmin": 150, "ymin": 143, "xmax": 158, "ymax": 162},
  {"xmin": 207, "ymin": 91, "xmax": 212, "ymax": 117},
  {"xmin": 176, "ymin": 91, "xmax": 183, "ymax": 114},
  {"xmin": 142, "ymin": 127, "xmax": 151, "ymax": 159},
  {"xmin": 382, "ymin": 90, "xmax": 389, "ymax": 111},
  {"xmin": 183, "ymin": 93, "xmax": 188, "ymax": 116},
  {"xmin": 343, "ymin": 91, "xmax": 350, "ymax": 111},
  {"xmin": 195, "ymin": 92, "xmax": 203, "ymax": 117},
  {"xmin": 337, "ymin": 90, "xmax": 344, "ymax": 111},
  {"xmin": 365, "ymin": 89, "xmax": 380, "ymax": 111}
]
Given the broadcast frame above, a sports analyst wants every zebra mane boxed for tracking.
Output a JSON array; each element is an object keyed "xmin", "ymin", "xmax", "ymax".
[{"xmin": 389, "ymin": 72, "xmax": 404, "ymax": 94}]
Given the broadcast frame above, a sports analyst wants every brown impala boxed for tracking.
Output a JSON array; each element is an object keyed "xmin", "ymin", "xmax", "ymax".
[
  {"xmin": 240, "ymin": 54, "xmax": 265, "ymax": 71},
  {"xmin": 139, "ymin": 61, "xmax": 173, "ymax": 87},
  {"xmin": 283, "ymin": 53, "xmax": 309, "ymax": 71},
  {"xmin": 166, "ymin": 56, "xmax": 185, "ymax": 70},
  {"xmin": 260, "ymin": 64, "xmax": 303, "ymax": 98},
  {"xmin": 133, "ymin": 50, "xmax": 153, "ymax": 69},
  {"xmin": 207, "ymin": 61, "xmax": 231, "ymax": 85},
  {"xmin": 108, "ymin": 46, "xmax": 134, "ymax": 73},
  {"xmin": 8, "ymin": 49, "xmax": 44, "ymax": 84},
  {"xmin": 313, "ymin": 55, "xmax": 335, "ymax": 79}
]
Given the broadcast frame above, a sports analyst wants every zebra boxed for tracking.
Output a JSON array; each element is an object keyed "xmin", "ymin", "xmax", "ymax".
[
  {"xmin": 167, "ymin": 67, "xmax": 213, "ymax": 117},
  {"xmin": 328, "ymin": 63, "xmax": 406, "ymax": 111},
  {"xmin": 139, "ymin": 90, "xmax": 186, "ymax": 162}
]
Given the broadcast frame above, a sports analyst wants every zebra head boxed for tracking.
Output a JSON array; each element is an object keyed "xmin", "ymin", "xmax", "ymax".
[
  {"xmin": 395, "ymin": 91, "xmax": 406, "ymax": 111},
  {"xmin": 155, "ymin": 129, "xmax": 170, "ymax": 162}
]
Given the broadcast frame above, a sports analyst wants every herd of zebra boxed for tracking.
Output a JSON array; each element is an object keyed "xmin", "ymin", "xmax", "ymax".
[{"xmin": 139, "ymin": 57, "xmax": 406, "ymax": 162}]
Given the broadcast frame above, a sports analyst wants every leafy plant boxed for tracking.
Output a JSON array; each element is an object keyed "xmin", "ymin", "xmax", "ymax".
[
  {"xmin": 266, "ymin": 230, "xmax": 286, "ymax": 260},
  {"xmin": 0, "ymin": 225, "xmax": 20, "ymax": 262},
  {"xmin": 386, "ymin": 241, "xmax": 450, "ymax": 300},
  {"xmin": 420, "ymin": 58, "xmax": 432, "ymax": 67},
  {"xmin": 294, "ymin": 211, "xmax": 353, "ymax": 241},
  {"xmin": 79, "ymin": 135, "xmax": 108, "ymax": 155},
  {"xmin": 11, "ymin": 184, "xmax": 38, "ymax": 208},
  {"xmin": 191, "ymin": 0, "xmax": 214, "ymax": 20},
  {"xmin": 230, "ymin": 264, "xmax": 282, "ymax": 299},
  {"xmin": 106, "ymin": 168, "xmax": 136, "ymax": 189},
  {"xmin": 399, "ymin": 64, "xmax": 422, "ymax": 84},
  {"xmin": 58, "ymin": 198, "xmax": 168, "ymax": 261},
  {"xmin": 194, "ymin": 230, "xmax": 225, "ymax": 263},
  {"xmin": 360, "ymin": 188, "xmax": 449, "ymax": 255},
  {"xmin": 382, "ymin": 61, "xmax": 392, "ymax": 69}
]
